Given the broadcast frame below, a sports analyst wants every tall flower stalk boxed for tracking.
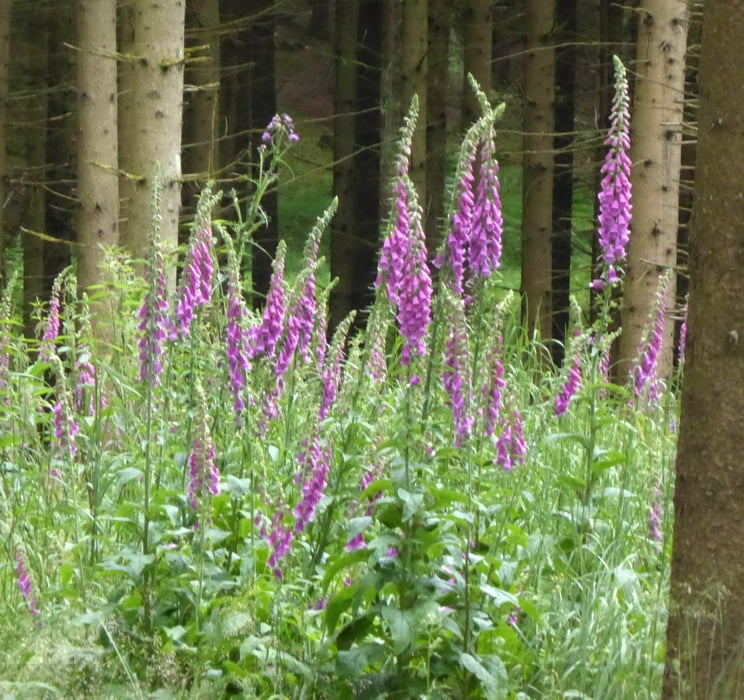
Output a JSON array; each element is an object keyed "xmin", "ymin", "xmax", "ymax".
[
  {"xmin": 375, "ymin": 96, "xmax": 432, "ymax": 366},
  {"xmin": 188, "ymin": 382, "xmax": 220, "ymax": 525},
  {"xmin": 593, "ymin": 55, "xmax": 632, "ymax": 290}
]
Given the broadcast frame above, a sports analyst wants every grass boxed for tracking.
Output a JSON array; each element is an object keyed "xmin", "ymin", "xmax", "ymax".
[{"xmin": 0, "ymin": 110, "xmax": 674, "ymax": 699}]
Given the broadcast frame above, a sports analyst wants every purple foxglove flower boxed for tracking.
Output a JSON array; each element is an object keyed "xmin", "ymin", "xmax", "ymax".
[
  {"xmin": 649, "ymin": 488, "xmax": 663, "ymax": 544},
  {"xmin": 39, "ymin": 276, "xmax": 63, "ymax": 363},
  {"xmin": 266, "ymin": 508, "xmax": 294, "ymax": 579},
  {"xmin": 556, "ymin": 333, "xmax": 584, "ymax": 417},
  {"xmin": 469, "ymin": 136, "xmax": 503, "ymax": 279},
  {"xmin": 318, "ymin": 311, "xmax": 354, "ymax": 421},
  {"xmin": 15, "ymin": 549, "xmax": 40, "ymax": 617},
  {"xmin": 632, "ymin": 271, "xmax": 672, "ymax": 402},
  {"xmin": 175, "ymin": 222, "xmax": 214, "ymax": 337},
  {"xmin": 249, "ymin": 242, "xmax": 287, "ymax": 359},
  {"xmin": 137, "ymin": 241, "xmax": 172, "ymax": 387},
  {"xmin": 225, "ymin": 276, "xmax": 252, "ymax": 418},
  {"xmin": 376, "ymin": 101, "xmax": 432, "ymax": 365},
  {"xmin": 496, "ymin": 410, "xmax": 526, "ymax": 471},
  {"xmin": 677, "ymin": 302, "xmax": 688, "ymax": 367},
  {"xmin": 294, "ymin": 431, "xmax": 331, "ymax": 534},
  {"xmin": 436, "ymin": 143, "xmax": 476, "ymax": 294},
  {"xmin": 593, "ymin": 56, "xmax": 632, "ymax": 289},
  {"xmin": 442, "ymin": 294, "xmax": 472, "ymax": 446},
  {"xmin": 187, "ymin": 384, "xmax": 220, "ymax": 521},
  {"xmin": 483, "ymin": 337, "xmax": 506, "ymax": 438},
  {"xmin": 52, "ymin": 377, "xmax": 79, "ymax": 460}
]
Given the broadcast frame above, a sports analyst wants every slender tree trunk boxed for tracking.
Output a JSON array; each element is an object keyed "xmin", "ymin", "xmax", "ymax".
[
  {"xmin": 247, "ymin": 2, "xmax": 276, "ymax": 304},
  {"xmin": 551, "ymin": 0, "xmax": 577, "ymax": 365},
  {"xmin": 664, "ymin": 3, "xmax": 744, "ymax": 696},
  {"xmin": 401, "ymin": 0, "xmax": 428, "ymax": 245},
  {"xmin": 119, "ymin": 0, "xmax": 186, "ymax": 290},
  {"xmin": 426, "ymin": 0, "xmax": 451, "ymax": 249},
  {"xmin": 521, "ymin": 0, "xmax": 555, "ymax": 342},
  {"xmin": 77, "ymin": 0, "xmax": 119, "ymax": 330},
  {"xmin": 330, "ymin": 0, "xmax": 358, "ymax": 330},
  {"xmin": 20, "ymin": 3, "xmax": 49, "ymax": 337},
  {"xmin": 0, "ymin": 0, "xmax": 9, "ymax": 285},
  {"xmin": 44, "ymin": 2, "xmax": 75, "ymax": 291},
  {"xmin": 183, "ymin": 0, "xmax": 220, "ymax": 221},
  {"xmin": 618, "ymin": 0, "xmax": 688, "ymax": 379},
  {"xmin": 309, "ymin": 0, "xmax": 331, "ymax": 40},
  {"xmin": 462, "ymin": 0, "xmax": 492, "ymax": 128}
]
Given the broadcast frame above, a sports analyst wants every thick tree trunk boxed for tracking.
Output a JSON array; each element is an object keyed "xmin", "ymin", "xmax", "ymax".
[
  {"xmin": 462, "ymin": 0, "xmax": 492, "ymax": 128},
  {"xmin": 618, "ymin": 0, "xmax": 688, "ymax": 379},
  {"xmin": 663, "ymin": 2, "xmax": 744, "ymax": 697},
  {"xmin": 76, "ymin": 0, "xmax": 119, "ymax": 327},
  {"xmin": 425, "ymin": 0, "xmax": 451, "ymax": 249},
  {"xmin": 119, "ymin": 0, "xmax": 186, "ymax": 291},
  {"xmin": 551, "ymin": 0, "xmax": 577, "ymax": 365},
  {"xmin": 521, "ymin": 0, "xmax": 555, "ymax": 342},
  {"xmin": 401, "ymin": 0, "xmax": 428, "ymax": 246},
  {"xmin": 183, "ymin": 0, "xmax": 220, "ymax": 222}
]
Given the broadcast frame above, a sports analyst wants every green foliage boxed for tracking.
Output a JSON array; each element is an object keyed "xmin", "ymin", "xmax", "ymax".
[{"xmin": 0, "ymin": 122, "xmax": 674, "ymax": 700}]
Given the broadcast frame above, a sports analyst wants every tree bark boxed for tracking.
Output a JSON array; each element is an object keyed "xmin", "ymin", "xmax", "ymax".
[
  {"xmin": 0, "ymin": 0, "xmax": 9, "ymax": 285},
  {"xmin": 401, "ymin": 0, "xmax": 428, "ymax": 247},
  {"xmin": 330, "ymin": 0, "xmax": 358, "ymax": 330},
  {"xmin": 119, "ymin": 0, "xmax": 186, "ymax": 291},
  {"xmin": 521, "ymin": 0, "xmax": 555, "ymax": 342},
  {"xmin": 663, "ymin": 2, "xmax": 744, "ymax": 696},
  {"xmin": 183, "ymin": 0, "xmax": 220, "ymax": 222},
  {"xmin": 462, "ymin": 0, "xmax": 492, "ymax": 128},
  {"xmin": 425, "ymin": 0, "xmax": 451, "ymax": 251},
  {"xmin": 618, "ymin": 0, "xmax": 688, "ymax": 379},
  {"xmin": 76, "ymin": 0, "xmax": 119, "ymax": 329},
  {"xmin": 551, "ymin": 0, "xmax": 577, "ymax": 365}
]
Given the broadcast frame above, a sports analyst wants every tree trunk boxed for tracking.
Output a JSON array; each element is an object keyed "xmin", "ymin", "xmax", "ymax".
[
  {"xmin": 182, "ymin": 0, "xmax": 220, "ymax": 222},
  {"xmin": 551, "ymin": 0, "xmax": 577, "ymax": 365},
  {"xmin": 663, "ymin": 2, "xmax": 744, "ymax": 697},
  {"xmin": 18, "ymin": 1, "xmax": 49, "ymax": 337},
  {"xmin": 76, "ymin": 0, "xmax": 119, "ymax": 329},
  {"xmin": 330, "ymin": 0, "xmax": 358, "ymax": 330},
  {"xmin": 618, "ymin": 0, "xmax": 688, "ymax": 379},
  {"xmin": 425, "ymin": 0, "xmax": 451, "ymax": 250},
  {"xmin": 462, "ymin": 0, "xmax": 492, "ymax": 128},
  {"xmin": 119, "ymin": 0, "xmax": 186, "ymax": 291},
  {"xmin": 521, "ymin": 0, "xmax": 555, "ymax": 342},
  {"xmin": 308, "ymin": 0, "xmax": 331, "ymax": 40},
  {"xmin": 0, "ymin": 0, "xmax": 9, "ymax": 285},
  {"xmin": 44, "ymin": 2, "xmax": 75, "ymax": 292},
  {"xmin": 401, "ymin": 0, "xmax": 428, "ymax": 246}
]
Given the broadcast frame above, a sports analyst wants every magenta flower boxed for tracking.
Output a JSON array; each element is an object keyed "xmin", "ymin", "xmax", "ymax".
[
  {"xmin": 52, "ymin": 372, "xmax": 79, "ymax": 461},
  {"xmin": 266, "ymin": 508, "xmax": 294, "ymax": 579},
  {"xmin": 187, "ymin": 387, "xmax": 220, "ymax": 528},
  {"xmin": 225, "ymin": 273, "xmax": 252, "ymax": 419},
  {"xmin": 376, "ymin": 102, "xmax": 432, "ymax": 365},
  {"xmin": 249, "ymin": 242, "xmax": 287, "ymax": 360},
  {"xmin": 175, "ymin": 222, "xmax": 213, "ymax": 337},
  {"xmin": 593, "ymin": 56, "xmax": 632, "ymax": 289},
  {"xmin": 556, "ymin": 332, "xmax": 584, "ymax": 417},
  {"xmin": 15, "ymin": 549, "xmax": 40, "ymax": 617},
  {"xmin": 677, "ymin": 302, "xmax": 688, "ymax": 367},
  {"xmin": 469, "ymin": 136, "xmax": 503, "ymax": 279},
  {"xmin": 318, "ymin": 312, "xmax": 354, "ymax": 421},
  {"xmin": 649, "ymin": 490, "xmax": 663, "ymax": 543},
  {"xmin": 39, "ymin": 276, "xmax": 64, "ymax": 363},
  {"xmin": 262, "ymin": 113, "xmax": 300, "ymax": 146},
  {"xmin": 443, "ymin": 294, "xmax": 472, "ymax": 446},
  {"xmin": 483, "ymin": 336, "xmax": 506, "ymax": 438},
  {"xmin": 632, "ymin": 271, "xmax": 671, "ymax": 402},
  {"xmin": 294, "ymin": 431, "xmax": 331, "ymax": 534},
  {"xmin": 496, "ymin": 410, "xmax": 526, "ymax": 471},
  {"xmin": 435, "ymin": 132, "xmax": 503, "ymax": 294},
  {"xmin": 137, "ymin": 240, "xmax": 172, "ymax": 386}
]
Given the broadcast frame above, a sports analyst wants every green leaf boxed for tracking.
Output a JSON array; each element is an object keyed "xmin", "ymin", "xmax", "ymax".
[
  {"xmin": 115, "ymin": 467, "xmax": 143, "ymax": 488},
  {"xmin": 479, "ymin": 584, "xmax": 518, "ymax": 608},
  {"xmin": 397, "ymin": 488, "xmax": 423, "ymax": 522},
  {"xmin": 381, "ymin": 605, "xmax": 411, "ymax": 654},
  {"xmin": 459, "ymin": 652, "xmax": 506, "ymax": 699},
  {"xmin": 591, "ymin": 449, "xmax": 625, "ymax": 476}
]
